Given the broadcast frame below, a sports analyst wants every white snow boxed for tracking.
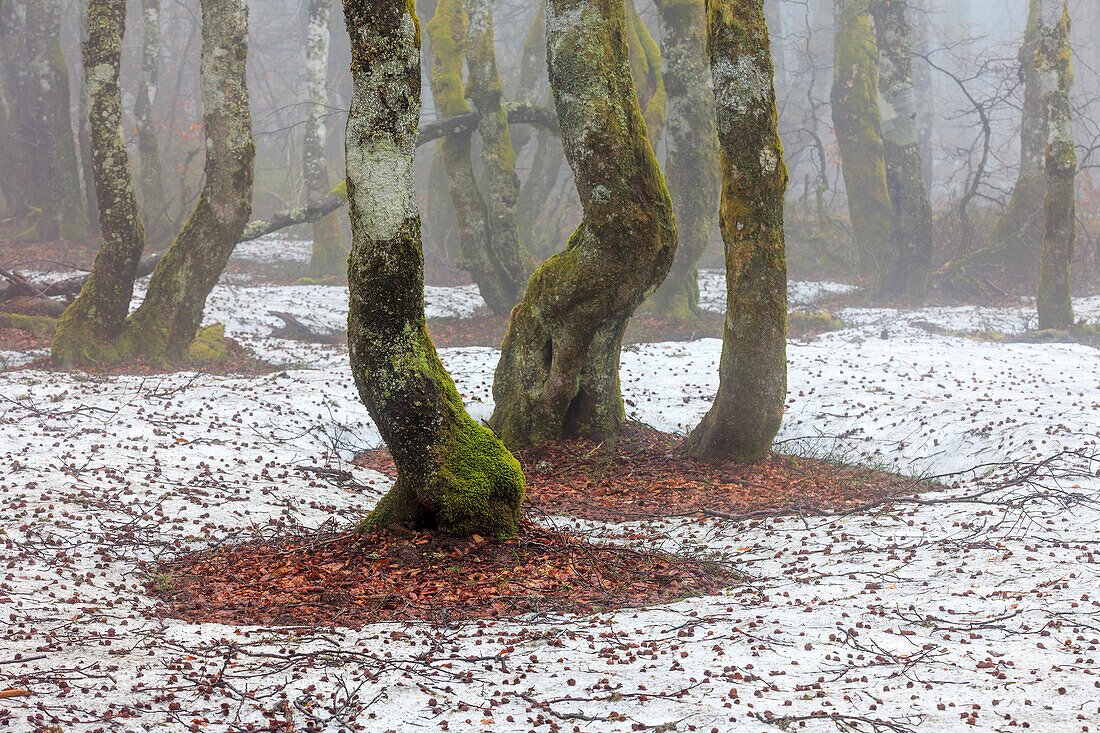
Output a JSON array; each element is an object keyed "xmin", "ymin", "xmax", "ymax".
[{"xmin": 1, "ymin": 279, "xmax": 1099, "ymax": 732}]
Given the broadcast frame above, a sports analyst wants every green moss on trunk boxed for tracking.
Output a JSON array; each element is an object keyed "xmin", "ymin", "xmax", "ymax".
[
  {"xmin": 344, "ymin": 0, "xmax": 523, "ymax": 538},
  {"xmin": 627, "ymin": 2, "xmax": 666, "ymax": 148},
  {"xmin": 489, "ymin": 0, "xmax": 677, "ymax": 449},
  {"xmin": 685, "ymin": 0, "xmax": 787, "ymax": 463}
]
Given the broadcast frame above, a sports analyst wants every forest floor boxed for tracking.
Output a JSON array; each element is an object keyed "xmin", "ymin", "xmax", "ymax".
[{"xmin": 1, "ymin": 234, "xmax": 1099, "ymax": 732}]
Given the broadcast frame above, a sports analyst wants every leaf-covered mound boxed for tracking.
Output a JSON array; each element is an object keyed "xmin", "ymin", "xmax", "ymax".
[
  {"xmin": 151, "ymin": 520, "xmax": 737, "ymax": 627},
  {"xmin": 356, "ymin": 424, "xmax": 927, "ymax": 524}
]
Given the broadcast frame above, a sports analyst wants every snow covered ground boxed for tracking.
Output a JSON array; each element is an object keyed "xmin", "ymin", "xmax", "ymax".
[{"xmin": 1, "ymin": 275, "xmax": 1099, "ymax": 732}]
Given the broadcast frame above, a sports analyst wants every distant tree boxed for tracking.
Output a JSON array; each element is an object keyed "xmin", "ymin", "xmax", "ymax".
[
  {"xmin": 343, "ymin": 0, "xmax": 524, "ymax": 537},
  {"xmin": 53, "ymin": 0, "xmax": 255, "ymax": 368},
  {"xmin": 489, "ymin": 0, "xmax": 676, "ymax": 448},
  {"xmin": 685, "ymin": 0, "xmax": 787, "ymax": 462},
  {"xmin": 136, "ymin": 0, "xmax": 171, "ymax": 246},
  {"xmin": 1036, "ymin": 0, "xmax": 1076, "ymax": 329}
]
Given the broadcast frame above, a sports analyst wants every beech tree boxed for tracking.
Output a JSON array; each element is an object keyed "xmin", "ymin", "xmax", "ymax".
[
  {"xmin": 645, "ymin": 0, "xmax": 720, "ymax": 321},
  {"xmin": 135, "ymin": 0, "xmax": 170, "ymax": 245},
  {"xmin": 685, "ymin": 0, "xmax": 787, "ymax": 462},
  {"xmin": 343, "ymin": 0, "xmax": 524, "ymax": 537},
  {"xmin": 489, "ymin": 0, "xmax": 677, "ymax": 448},
  {"xmin": 1035, "ymin": 0, "xmax": 1075, "ymax": 330},
  {"xmin": 53, "ymin": 0, "xmax": 255, "ymax": 368}
]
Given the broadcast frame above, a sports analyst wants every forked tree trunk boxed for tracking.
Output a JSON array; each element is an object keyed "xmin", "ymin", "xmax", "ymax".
[
  {"xmin": 54, "ymin": 0, "xmax": 255, "ymax": 368},
  {"xmin": 685, "ymin": 0, "xmax": 787, "ymax": 463},
  {"xmin": 645, "ymin": 0, "xmax": 720, "ymax": 321},
  {"xmin": 426, "ymin": 0, "xmax": 526, "ymax": 315},
  {"xmin": 343, "ymin": 0, "xmax": 524, "ymax": 538},
  {"xmin": 52, "ymin": 0, "xmax": 146, "ymax": 367},
  {"xmin": 302, "ymin": 0, "xmax": 347, "ymax": 280},
  {"xmin": 831, "ymin": 0, "xmax": 891, "ymax": 273},
  {"xmin": 136, "ymin": 0, "xmax": 170, "ymax": 246},
  {"xmin": 870, "ymin": 0, "xmax": 933, "ymax": 298},
  {"xmin": 1036, "ymin": 0, "xmax": 1075, "ymax": 329},
  {"xmin": 489, "ymin": 0, "xmax": 677, "ymax": 449}
]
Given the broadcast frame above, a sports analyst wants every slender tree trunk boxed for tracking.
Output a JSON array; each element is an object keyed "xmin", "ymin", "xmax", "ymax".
[
  {"xmin": 465, "ymin": 0, "xmax": 533, "ymax": 296},
  {"xmin": 76, "ymin": 0, "xmax": 100, "ymax": 234},
  {"xmin": 489, "ymin": 0, "xmax": 677, "ymax": 449},
  {"xmin": 52, "ymin": 0, "xmax": 145, "ymax": 368},
  {"xmin": 870, "ymin": 0, "xmax": 933, "ymax": 298},
  {"xmin": 302, "ymin": 0, "xmax": 347, "ymax": 281},
  {"xmin": 510, "ymin": 3, "xmax": 546, "ymax": 157},
  {"xmin": 120, "ymin": 0, "xmax": 254, "ymax": 363},
  {"xmin": 911, "ymin": 0, "xmax": 935, "ymax": 195},
  {"xmin": 1, "ymin": 0, "xmax": 87, "ymax": 240},
  {"xmin": 343, "ymin": 0, "xmax": 524, "ymax": 538},
  {"xmin": 1036, "ymin": 0, "xmax": 1075, "ymax": 329},
  {"xmin": 627, "ymin": 1, "xmax": 666, "ymax": 147},
  {"xmin": 831, "ymin": 0, "xmax": 891, "ymax": 273},
  {"xmin": 135, "ymin": 0, "xmax": 170, "ymax": 247},
  {"xmin": 645, "ymin": 0, "xmax": 719, "ymax": 321},
  {"xmin": 685, "ymin": 0, "xmax": 787, "ymax": 462},
  {"xmin": 426, "ymin": 0, "xmax": 525, "ymax": 315}
]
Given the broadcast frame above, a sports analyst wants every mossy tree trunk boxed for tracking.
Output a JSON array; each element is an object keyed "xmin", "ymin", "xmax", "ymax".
[
  {"xmin": 464, "ymin": 0, "xmax": 533, "ymax": 296},
  {"xmin": 645, "ymin": 0, "xmax": 720, "ymax": 321},
  {"xmin": 343, "ymin": 0, "xmax": 524, "ymax": 538},
  {"xmin": 685, "ymin": 0, "xmax": 787, "ymax": 463},
  {"xmin": 869, "ymin": 0, "xmax": 933, "ymax": 298},
  {"xmin": 830, "ymin": 0, "xmax": 891, "ymax": 274},
  {"xmin": 135, "ymin": 0, "xmax": 170, "ymax": 247},
  {"xmin": 303, "ymin": 0, "xmax": 348, "ymax": 281},
  {"xmin": 0, "ymin": 0, "xmax": 87, "ymax": 241},
  {"xmin": 426, "ymin": 0, "xmax": 526, "ymax": 315},
  {"xmin": 1035, "ymin": 0, "xmax": 1075, "ymax": 330},
  {"xmin": 52, "ymin": 0, "xmax": 146, "ymax": 368},
  {"xmin": 626, "ymin": 1, "xmax": 666, "ymax": 147},
  {"xmin": 489, "ymin": 0, "xmax": 677, "ymax": 449}
]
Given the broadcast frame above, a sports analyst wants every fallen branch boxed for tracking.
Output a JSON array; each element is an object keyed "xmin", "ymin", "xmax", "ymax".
[{"xmin": 267, "ymin": 311, "xmax": 344, "ymax": 344}]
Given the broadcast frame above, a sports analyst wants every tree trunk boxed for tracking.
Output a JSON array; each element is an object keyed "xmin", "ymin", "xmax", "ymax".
[
  {"xmin": 302, "ymin": 0, "xmax": 347, "ymax": 281},
  {"xmin": 626, "ymin": 1, "xmax": 665, "ymax": 147},
  {"xmin": 52, "ymin": 0, "xmax": 146, "ymax": 368},
  {"xmin": 426, "ymin": 0, "xmax": 525, "ymax": 316},
  {"xmin": 870, "ymin": 0, "xmax": 934, "ymax": 298},
  {"xmin": 343, "ymin": 0, "xmax": 524, "ymax": 538},
  {"xmin": 685, "ymin": 0, "xmax": 787, "ymax": 463},
  {"xmin": 76, "ymin": 0, "xmax": 100, "ymax": 234},
  {"xmin": 911, "ymin": 0, "xmax": 935, "ymax": 195},
  {"xmin": 464, "ymin": 0, "xmax": 533, "ymax": 297},
  {"xmin": 489, "ymin": 0, "xmax": 677, "ymax": 449},
  {"xmin": 645, "ymin": 0, "xmax": 719, "ymax": 321},
  {"xmin": 831, "ymin": 0, "xmax": 891, "ymax": 274},
  {"xmin": 135, "ymin": 0, "xmax": 170, "ymax": 247},
  {"xmin": 510, "ymin": 3, "xmax": 547, "ymax": 157},
  {"xmin": 0, "ymin": 0, "xmax": 87, "ymax": 241},
  {"xmin": 765, "ymin": 0, "xmax": 786, "ymax": 93},
  {"xmin": 1036, "ymin": 0, "xmax": 1075, "ymax": 329}
]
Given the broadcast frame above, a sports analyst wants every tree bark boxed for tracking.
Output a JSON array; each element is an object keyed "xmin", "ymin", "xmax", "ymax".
[
  {"xmin": 343, "ymin": 0, "xmax": 524, "ymax": 538},
  {"xmin": 136, "ymin": 0, "xmax": 170, "ymax": 246},
  {"xmin": 489, "ymin": 0, "xmax": 677, "ymax": 449},
  {"xmin": 645, "ymin": 0, "xmax": 720, "ymax": 321},
  {"xmin": 510, "ymin": 3, "xmax": 547, "ymax": 157},
  {"xmin": 831, "ymin": 0, "xmax": 891, "ymax": 274},
  {"xmin": 627, "ymin": 1, "xmax": 666, "ymax": 147},
  {"xmin": 302, "ymin": 0, "xmax": 347, "ymax": 280},
  {"xmin": 1036, "ymin": 0, "xmax": 1075, "ymax": 329},
  {"xmin": 685, "ymin": 0, "xmax": 787, "ymax": 463},
  {"xmin": 870, "ymin": 0, "xmax": 934, "ymax": 298},
  {"xmin": 52, "ymin": 0, "xmax": 146, "ymax": 367},
  {"xmin": 76, "ymin": 0, "xmax": 100, "ymax": 234}
]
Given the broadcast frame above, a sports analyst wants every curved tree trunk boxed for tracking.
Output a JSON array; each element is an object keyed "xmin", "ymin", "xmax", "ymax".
[
  {"xmin": 1036, "ymin": 0, "xmax": 1075, "ymax": 330},
  {"xmin": 645, "ymin": 0, "xmax": 720, "ymax": 321},
  {"xmin": 464, "ymin": 0, "xmax": 533, "ymax": 296},
  {"xmin": 52, "ymin": 0, "xmax": 146, "ymax": 368},
  {"xmin": 627, "ymin": 1, "xmax": 665, "ymax": 147},
  {"xmin": 426, "ymin": 0, "xmax": 525, "ymax": 315},
  {"xmin": 685, "ymin": 0, "xmax": 787, "ymax": 463},
  {"xmin": 343, "ymin": 0, "xmax": 524, "ymax": 538},
  {"xmin": 136, "ymin": 0, "xmax": 170, "ymax": 246},
  {"xmin": 489, "ymin": 0, "xmax": 677, "ymax": 449},
  {"xmin": 303, "ymin": 0, "xmax": 347, "ymax": 281},
  {"xmin": 830, "ymin": 0, "xmax": 891, "ymax": 274},
  {"xmin": 870, "ymin": 0, "xmax": 933, "ymax": 298}
]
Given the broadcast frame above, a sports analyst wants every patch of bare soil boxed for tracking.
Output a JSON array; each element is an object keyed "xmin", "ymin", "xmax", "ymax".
[
  {"xmin": 152, "ymin": 519, "xmax": 736, "ymax": 627},
  {"xmin": 355, "ymin": 424, "xmax": 928, "ymax": 524}
]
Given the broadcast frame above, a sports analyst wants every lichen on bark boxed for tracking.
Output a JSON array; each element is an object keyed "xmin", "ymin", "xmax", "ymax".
[
  {"xmin": 343, "ymin": 0, "xmax": 524, "ymax": 538},
  {"xmin": 830, "ymin": 0, "xmax": 891, "ymax": 275},
  {"xmin": 489, "ymin": 0, "xmax": 677, "ymax": 449},
  {"xmin": 644, "ymin": 0, "xmax": 720, "ymax": 321},
  {"xmin": 1035, "ymin": 0, "xmax": 1075, "ymax": 330}
]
